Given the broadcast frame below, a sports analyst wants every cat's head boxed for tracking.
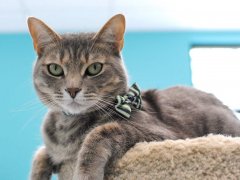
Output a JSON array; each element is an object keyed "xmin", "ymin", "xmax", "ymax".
[{"xmin": 27, "ymin": 14, "xmax": 128, "ymax": 115}]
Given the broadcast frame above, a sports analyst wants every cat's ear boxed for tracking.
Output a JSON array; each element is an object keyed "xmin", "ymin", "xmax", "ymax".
[
  {"xmin": 94, "ymin": 14, "xmax": 125, "ymax": 51},
  {"xmin": 27, "ymin": 17, "xmax": 61, "ymax": 56}
]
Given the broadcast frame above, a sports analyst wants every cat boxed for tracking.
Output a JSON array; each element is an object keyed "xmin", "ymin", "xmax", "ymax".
[{"xmin": 28, "ymin": 14, "xmax": 240, "ymax": 180}]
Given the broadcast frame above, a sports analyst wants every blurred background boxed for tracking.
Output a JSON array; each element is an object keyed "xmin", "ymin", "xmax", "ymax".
[{"xmin": 2, "ymin": 0, "xmax": 240, "ymax": 179}]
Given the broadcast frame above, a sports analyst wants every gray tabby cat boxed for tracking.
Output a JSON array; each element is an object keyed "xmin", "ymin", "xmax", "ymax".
[{"xmin": 28, "ymin": 14, "xmax": 240, "ymax": 180}]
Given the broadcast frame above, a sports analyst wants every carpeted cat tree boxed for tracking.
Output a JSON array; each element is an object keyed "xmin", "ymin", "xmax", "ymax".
[{"xmin": 105, "ymin": 135, "xmax": 240, "ymax": 179}]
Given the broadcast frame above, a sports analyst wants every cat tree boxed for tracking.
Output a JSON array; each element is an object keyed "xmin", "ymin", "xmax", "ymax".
[{"xmin": 105, "ymin": 135, "xmax": 240, "ymax": 179}]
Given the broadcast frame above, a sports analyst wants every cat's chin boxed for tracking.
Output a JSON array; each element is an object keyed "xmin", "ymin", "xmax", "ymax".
[{"xmin": 61, "ymin": 101, "xmax": 95, "ymax": 115}]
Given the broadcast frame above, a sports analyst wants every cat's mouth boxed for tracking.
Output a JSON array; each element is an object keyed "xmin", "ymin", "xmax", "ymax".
[
  {"xmin": 68, "ymin": 100, "xmax": 80, "ymax": 105},
  {"xmin": 61, "ymin": 98, "xmax": 97, "ymax": 115},
  {"xmin": 67, "ymin": 99, "xmax": 93, "ymax": 106},
  {"xmin": 67, "ymin": 101, "xmax": 80, "ymax": 107}
]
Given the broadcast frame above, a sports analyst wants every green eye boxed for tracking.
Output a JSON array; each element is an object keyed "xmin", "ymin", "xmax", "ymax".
[
  {"xmin": 48, "ymin": 63, "xmax": 64, "ymax": 77},
  {"xmin": 86, "ymin": 63, "xmax": 103, "ymax": 76}
]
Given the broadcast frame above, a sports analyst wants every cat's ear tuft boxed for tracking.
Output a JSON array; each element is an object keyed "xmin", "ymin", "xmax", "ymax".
[
  {"xmin": 27, "ymin": 17, "xmax": 61, "ymax": 56},
  {"xmin": 94, "ymin": 14, "xmax": 126, "ymax": 51}
]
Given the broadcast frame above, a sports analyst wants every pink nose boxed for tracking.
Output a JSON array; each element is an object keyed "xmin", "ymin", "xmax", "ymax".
[{"xmin": 65, "ymin": 88, "xmax": 81, "ymax": 98}]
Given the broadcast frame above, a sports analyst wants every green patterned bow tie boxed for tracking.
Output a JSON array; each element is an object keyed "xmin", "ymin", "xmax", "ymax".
[{"xmin": 115, "ymin": 83, "xmax": 142, "ymax": 118}]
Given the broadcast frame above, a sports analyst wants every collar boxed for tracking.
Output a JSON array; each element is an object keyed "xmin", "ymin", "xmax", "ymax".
[{"xmin": 114, "ymin": 83, "xmax": 142, "ymax": 118}]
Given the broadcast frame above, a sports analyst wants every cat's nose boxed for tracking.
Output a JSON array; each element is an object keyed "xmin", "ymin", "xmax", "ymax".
[{"xmin": 65, "ymin": 88, "xmax": 81, "ymax": 98}]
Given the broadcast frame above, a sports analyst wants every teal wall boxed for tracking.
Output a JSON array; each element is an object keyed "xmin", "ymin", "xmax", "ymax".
[{"xmin": 1, "ymin": 31, "xmax": 240, "ymax": 179}]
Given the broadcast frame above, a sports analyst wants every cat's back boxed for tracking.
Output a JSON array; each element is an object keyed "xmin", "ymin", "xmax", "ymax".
[
  {"xmin": 143, "ymin": 85, "xmax": 224, "ymax": 109},
  {"xmin": 141, "ymin": 86, "xmax": 240, "ymax": 137}
]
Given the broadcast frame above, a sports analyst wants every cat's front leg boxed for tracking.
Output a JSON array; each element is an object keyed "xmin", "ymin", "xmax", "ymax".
[
  {"xmin": 72, "ymin": 122, "xmax": 137, "ymax": 180},
  {"xmin": 30, "ymin": 146, "xmax": 53, "ymax": 180}
]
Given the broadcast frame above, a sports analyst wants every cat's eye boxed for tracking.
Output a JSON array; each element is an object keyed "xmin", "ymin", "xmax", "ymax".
[
  {"xmin": 47, "ymin": 63, "xmax": 64, "ymax": 77},
  {"xmin": 86, "ymin": 63, "xmax": 103, "ymax": 76}
]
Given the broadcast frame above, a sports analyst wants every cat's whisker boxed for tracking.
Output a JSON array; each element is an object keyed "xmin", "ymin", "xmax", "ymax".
[
  {"xmin": 95, "ymin": 102, "xmax": 115, "ymax": 121},
  {"xmin": 11, "ymin": 98, "xmax": 46, "ymax": 112},
  {"xmin": 41, "ymin": 97, "xmax": 59, "ymax": 109},
  {"xmin": 94, "ymin": 98, "xmax": 131, "ymax": 121},
  {"xmin": 96, "ymin": 98, "xmax": 115, "ymax": 107},
  {"xmin": 21, "ymin": 105, "xmax": 47, "ymax": 131},
  {"xmin": 94, "ymin": 103, "xmax": 105, "ymax": 115},
  {"xmin": 84, "ymin": 93, "xmax": 115, "ymax": 100},
  {"xmin": 94, "ymin": 103, "xmax": 111, "ymax": 120},
  {"xmin": 95, "ymin": 101, "xmax": 112, "ymax": 114}
]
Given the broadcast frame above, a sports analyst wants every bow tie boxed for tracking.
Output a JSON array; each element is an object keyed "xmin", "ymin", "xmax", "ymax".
[{"xmin": 115, "ymin": 83, "xmax": 142, "ymax": 118}]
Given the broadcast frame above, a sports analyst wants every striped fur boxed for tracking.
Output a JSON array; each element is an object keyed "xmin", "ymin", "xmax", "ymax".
[{"xmin": 28, "ymin": 15, "xmax": 240, "ymax": 180}]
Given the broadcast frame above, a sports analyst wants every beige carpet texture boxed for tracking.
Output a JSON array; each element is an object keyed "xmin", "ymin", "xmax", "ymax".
[{"xmin": 106, "ymin": 135, "xmax": 240, "ymax": 180}]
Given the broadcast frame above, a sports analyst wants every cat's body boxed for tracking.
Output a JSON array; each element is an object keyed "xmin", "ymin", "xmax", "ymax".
[{"xmin": 28, "ymin": 15, "xmax": 240, "ymax": 180}]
